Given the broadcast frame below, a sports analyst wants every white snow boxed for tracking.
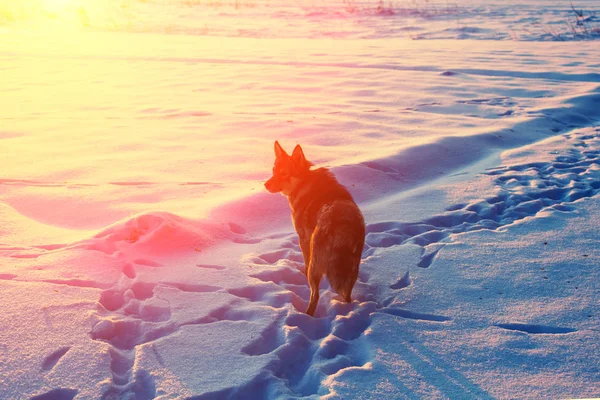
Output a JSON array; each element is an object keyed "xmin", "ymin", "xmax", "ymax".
[{"xmin": 1, "ymin": 0, "xmax": 600, "ymax": 399}]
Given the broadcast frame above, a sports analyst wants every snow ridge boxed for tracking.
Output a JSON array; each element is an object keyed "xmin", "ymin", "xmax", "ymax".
[{"xmin": 85, "ymin": 127, "xmax": 599, "ymax": 398}]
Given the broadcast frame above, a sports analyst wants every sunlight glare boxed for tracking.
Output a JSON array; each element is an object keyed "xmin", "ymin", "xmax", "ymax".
[{"xmin": 42, "ymin": 0, "xmax": 73, "ymax": 12}]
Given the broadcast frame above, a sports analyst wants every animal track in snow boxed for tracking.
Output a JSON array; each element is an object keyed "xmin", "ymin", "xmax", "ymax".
[
  {"xmin": 101, "ymin": 348, "xmax": 156, "ymax": 400},
  {"xmin": 122, "ymin": 263, "xmax": 136, "ymax": 279},
  {"xmin": 196, "ymin": 264, "xmax": 227, "ymax": 270},
  {"xmin": 418, "ymin": 246, "xmax": 445, "ymax": 269},
  {"xmin": 241, "ymin": 316, "xmax": 286, "ymax": 356},
  {"xmin": 30, "ymin": 388, "xmax": 78, "ymax": 400},
  {"xmin": 40, "ymin": 346, "xmax": 70, "ymax": 372},
  {"xmin": 456, "ymin": 96, "xmax": 517, "ymax": 107},
  {"xmin": 251, "ymin": 267, "xmax": 308, "ymax": 286},
  {"xmin": 91, "ymin": 254, "xmax": 226, "ymax": 399},
  {"xmin": 238, "ymin": 246, "xmax": 408, "ymax": 397},
  {"xmin": 495, "ymin": 323, "xmax": 577, "ymax": 334},
  {"xmin": 390, "ymin": 270, "xmax": 411, "ymax": 290},
  {"xmin": 9, "ymin": 253, "xmax": 40, "ymax": 259},
  {"xmin": 254, "ymin": 248, "xmax": 304, "ymax": 265},
  {"xmin": 365, "ymin": 129, "xmax": 600, "ymax": 270},
  {"xmin": 379, "ymin": 307, "xmax": 452, "ymax": 323},
  {"xmin": 40, "ymin": 279, "xmax": 110, "ymax": 290},
  {"xmin": 164, "ymin": 282, "xmax": 221, "ymax": 294},
  {"xmin": 133, "ymin": 259, "xmax": 163, "ymax": 267}
]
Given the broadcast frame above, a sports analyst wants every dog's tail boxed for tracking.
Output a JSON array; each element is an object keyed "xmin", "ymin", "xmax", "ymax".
[{"xmin": 327, "ymin": 253, "xmax": 361, "ymax": 302}]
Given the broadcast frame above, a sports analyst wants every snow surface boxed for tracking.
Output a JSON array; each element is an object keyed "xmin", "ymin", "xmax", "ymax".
[{"xmin": 1, "ymin": 0, "xmax": 600, "ymax": 399}]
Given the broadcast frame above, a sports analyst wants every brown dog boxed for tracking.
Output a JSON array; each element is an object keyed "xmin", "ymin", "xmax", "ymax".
[{"xmin": 265, "ymin": 141, "xmax": 365, "ymax": 316}]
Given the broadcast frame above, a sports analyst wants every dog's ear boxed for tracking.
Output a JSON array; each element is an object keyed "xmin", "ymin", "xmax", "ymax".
[
  {"xmin": 274, "ymin": 141, "xmax": 288, "ymax": 158},
  {"xmin": 292, "ymin": 144, "xmax": 310, "ymax": 167}
]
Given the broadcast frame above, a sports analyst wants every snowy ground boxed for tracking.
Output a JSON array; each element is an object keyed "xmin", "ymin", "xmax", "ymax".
[{"xmin": 1, "ymin": 1, "xmax": 600, "ymax": 399}]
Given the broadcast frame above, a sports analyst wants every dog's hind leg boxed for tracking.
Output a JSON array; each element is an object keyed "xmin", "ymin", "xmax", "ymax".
[
  {"xmin": 305, "ymin": 227, "xmax": 325, "ymax": 316},
  {"xmin": 338, "ymin": 277, "xmax": 355, "ymax": 304},
  {"xmin": 344, "ymin": 260, "xmax": 360, "ymax": 303},
  {"xmin": 305, "ymin": 264, "xmax": 322, "ymax": 316},
  {"xmin": 344, "ymin": 291, "xmax": 352, "ymax": 303},
  {"xmin": 298, "ymin": 236, "xmax": 311, "ymax": 276}
]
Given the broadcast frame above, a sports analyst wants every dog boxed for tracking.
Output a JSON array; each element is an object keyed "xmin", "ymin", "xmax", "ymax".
[{"xmin": 265, "ymin": 141, "xmax": 365, "ymax": 316}]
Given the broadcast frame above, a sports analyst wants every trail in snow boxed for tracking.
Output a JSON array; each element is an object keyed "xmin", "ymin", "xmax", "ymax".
[{"xmin": 58, "ymin": 126, "xmax": 599, "ymax": 399}]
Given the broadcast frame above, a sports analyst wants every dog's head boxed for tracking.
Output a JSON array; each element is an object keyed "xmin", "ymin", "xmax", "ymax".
[{"xmin": 265, "ymin": 141, "xmax": 312, "ymax": 196}]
